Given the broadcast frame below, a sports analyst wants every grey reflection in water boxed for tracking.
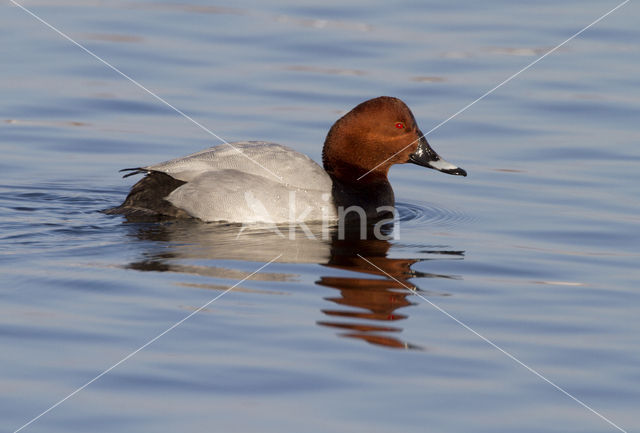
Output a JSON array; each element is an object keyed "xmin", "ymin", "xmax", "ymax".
[{"xmin": 123, "ymin": 221, "xmax": 463, "ymax": 350}]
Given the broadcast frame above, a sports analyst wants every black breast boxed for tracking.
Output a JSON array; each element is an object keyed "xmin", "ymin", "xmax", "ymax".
[{"xmin": 330, "ymin": 177, "xmax": 395, "ymax": 222}]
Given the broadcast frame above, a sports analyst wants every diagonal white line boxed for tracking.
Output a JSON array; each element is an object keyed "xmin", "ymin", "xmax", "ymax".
[
  {"xmin": 12, "ymin": 254, "xmax": 282, "ymax": 433},
  {"xmin": 356, "ymin": 254, "xmax": 627, "ymax": 433},
  {"xmin": 357, "ymin": 0, "xmax": 630, "ymax": 181},
  {"xmin": 9, "ymin": 0, "xmax": 283, "ymax": 182}
]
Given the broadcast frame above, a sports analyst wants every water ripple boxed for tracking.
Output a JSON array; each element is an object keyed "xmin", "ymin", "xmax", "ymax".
[{"xmin": 396, "ymin": 201, "xmax": 474, "ymax": 228}]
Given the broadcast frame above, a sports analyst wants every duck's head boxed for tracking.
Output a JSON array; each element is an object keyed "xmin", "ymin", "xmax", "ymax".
[{"xmin": 322, "ymin": 96, "xmax": 466, "ymax": 183}]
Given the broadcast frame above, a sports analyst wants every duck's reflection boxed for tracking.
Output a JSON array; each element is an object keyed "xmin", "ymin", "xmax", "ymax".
[
  {"xmin": 123, "ymin": 221, "xmax": 463, "ymax": 350},
  {"xmin": 318, "ymin": 228, "xmax": 462, "ymax": 349}
]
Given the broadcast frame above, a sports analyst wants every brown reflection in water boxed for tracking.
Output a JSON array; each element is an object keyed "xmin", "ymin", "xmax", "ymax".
[
  {"xmin": 119, "ymin": 220, "xmax": 463, "ymax": 350},
  {"xmin": 318, "ymin": 235, "xmax": 462, "ymax": 350}
]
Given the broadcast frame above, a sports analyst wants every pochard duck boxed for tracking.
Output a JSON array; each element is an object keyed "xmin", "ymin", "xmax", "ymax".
[{"xmin": 107, "ymin": 96, "xmax": 466, "ymax": 223}]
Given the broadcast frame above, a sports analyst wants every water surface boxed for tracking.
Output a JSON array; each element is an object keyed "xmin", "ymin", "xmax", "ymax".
[{"xmin": 1, "ymin": 1, "xmax": 639, "ymax": 432}]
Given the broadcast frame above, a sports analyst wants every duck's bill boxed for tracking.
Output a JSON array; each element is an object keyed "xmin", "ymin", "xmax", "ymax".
[{"xmin": 408, "ymin": 136, "xmax": 467, "ymax": 177}]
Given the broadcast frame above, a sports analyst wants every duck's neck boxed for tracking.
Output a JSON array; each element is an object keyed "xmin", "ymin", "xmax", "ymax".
[{"xmin": 328, "ymin": 173, "xmax": 395, "ymax": 219}]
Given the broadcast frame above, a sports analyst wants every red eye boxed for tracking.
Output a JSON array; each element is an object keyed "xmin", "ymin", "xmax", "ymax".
[{"xmin": 395, "ymin": 122, "xmax": 405, "ymax": 129}]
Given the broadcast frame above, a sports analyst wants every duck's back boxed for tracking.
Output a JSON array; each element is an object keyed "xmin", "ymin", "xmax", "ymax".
[
  {"xmin": 146, "ymin": 142, "xmax": 330, "ymax": 187},
  {"xmin": 107, "ymin": 141, "xmax": 337, "ymax": 223}
]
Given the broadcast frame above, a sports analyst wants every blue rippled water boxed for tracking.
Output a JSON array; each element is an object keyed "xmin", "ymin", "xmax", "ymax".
[{"xmin": 1, "ymin": 1, "xmax": 639, "ymax": 432}]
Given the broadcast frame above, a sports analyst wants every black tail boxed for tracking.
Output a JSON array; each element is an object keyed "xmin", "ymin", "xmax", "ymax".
[
  {"xmin": 104, "ymin": 171, "xmax": 191, "ymax": 220},
  {"xmin": 119, "ymin": 167, "xmax": 148, "ymax": 178}
]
